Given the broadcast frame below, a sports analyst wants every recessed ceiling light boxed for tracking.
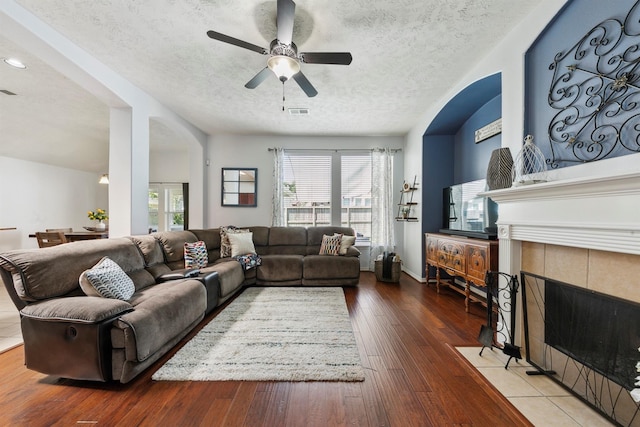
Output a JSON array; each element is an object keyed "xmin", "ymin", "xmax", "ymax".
[{"xmin": 3, "ymin": 58, "xmax": 27, "ymax": 69}]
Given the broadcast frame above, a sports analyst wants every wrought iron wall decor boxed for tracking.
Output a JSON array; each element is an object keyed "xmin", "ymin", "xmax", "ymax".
[{"xmin": 547, "ymin": 0, "xmax": 640, "ymax": 168}]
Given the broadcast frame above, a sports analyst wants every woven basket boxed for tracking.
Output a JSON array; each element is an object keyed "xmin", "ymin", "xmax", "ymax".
[{"xmin": 374, "ymin": 259, "xmax": 401, "ymax": 283}]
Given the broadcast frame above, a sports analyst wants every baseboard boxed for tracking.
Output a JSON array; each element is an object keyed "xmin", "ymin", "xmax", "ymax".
[{"xmin": 402, "ymin": 268, "xmax": 426, "ymax": 283}]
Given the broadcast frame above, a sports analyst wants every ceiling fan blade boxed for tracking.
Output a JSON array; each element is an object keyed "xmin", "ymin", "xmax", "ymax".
[
  {"xmin": 276, "ymin": 0, "xmax": 296, "ymax": 45},
  {"xmin": 207, "ymin": 30, "xmax": 268, "ymax": 55},
  {"xmin": 300, "ymin": 52, "xmax": 353, "ymax": 65},
  {"xmin": 245, "ymin": 68, "xmax": 273, "ymax": 89},
  {"xmin": 293, "ymin": 71, "xmax": 318, "ymax": 97}
]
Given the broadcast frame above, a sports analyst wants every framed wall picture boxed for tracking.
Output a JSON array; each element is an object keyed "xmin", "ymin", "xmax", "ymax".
[{"xmin": 221, "ymin": 168, "xmax": 257, "ymax": 207}]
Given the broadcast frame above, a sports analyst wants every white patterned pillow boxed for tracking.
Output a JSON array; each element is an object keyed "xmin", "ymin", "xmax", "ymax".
[
  {"xmin": 79, "ymin": 257, "xmax": 135, "ymax": 301},
  {"xmin": 184, "ymin": 240, "xmax": 208, "ymax": 268},
  {"xmin": 319, "ymin": 234, "xmax": 342, "ymax": 256}
]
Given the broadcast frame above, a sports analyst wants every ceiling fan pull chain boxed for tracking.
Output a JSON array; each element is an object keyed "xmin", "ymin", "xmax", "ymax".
[{"xmin": 282, "ymin": 81, "xmax": 286, "ymax": 112}]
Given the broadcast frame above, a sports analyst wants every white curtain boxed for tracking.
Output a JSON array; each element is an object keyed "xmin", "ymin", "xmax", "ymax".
[
  {"xmin": 370, "ymin": 148, "xmax": 395, "ymax": 270},
  {"xmin": 271, "ymin": 148, "xmax": 285, "ymax": 226}
]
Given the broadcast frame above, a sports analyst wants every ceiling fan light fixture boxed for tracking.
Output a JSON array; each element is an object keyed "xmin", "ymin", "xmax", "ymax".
[{"xmin": 267, "ymin": 55, "xmax": 300, "ymax": 82}]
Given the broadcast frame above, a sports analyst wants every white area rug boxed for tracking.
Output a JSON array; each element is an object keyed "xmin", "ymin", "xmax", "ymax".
[{"xmin": 152, "ymin": 287, "xmax": 365, "ymax": 382}]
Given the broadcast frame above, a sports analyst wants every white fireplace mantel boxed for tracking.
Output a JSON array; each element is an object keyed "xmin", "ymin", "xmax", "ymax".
[{"xmin": 482, "ymin": 172, "xmax": 640, "ymax": 255}]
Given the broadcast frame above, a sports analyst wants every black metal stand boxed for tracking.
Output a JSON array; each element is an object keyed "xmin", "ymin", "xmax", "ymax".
[{"xmin": 477, "ymin": 271, "xmax": 522, "ymax": 369}]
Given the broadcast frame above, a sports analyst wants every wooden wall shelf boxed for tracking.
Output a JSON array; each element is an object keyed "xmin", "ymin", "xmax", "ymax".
[{"xmin": 397, "ymin": 176, "xmax": 419, "ymax": 222}]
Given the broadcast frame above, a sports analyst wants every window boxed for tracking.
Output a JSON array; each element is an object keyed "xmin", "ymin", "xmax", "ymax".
[
  {"xmin": 149, "ymin": 183, "xmax": 185, "ymax": 232},
  {"xmin": 282, "ymin": 151, "xmax": 373, "ymax": 240},
  {"xmin": 341, "ymin": 155, "xmax": 372, "ymax": 241}
]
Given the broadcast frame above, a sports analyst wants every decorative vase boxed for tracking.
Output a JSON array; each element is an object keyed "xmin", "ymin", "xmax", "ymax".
[
  {"xmin": 486, "ymin": 147, "xmax": 514, "ymax": 190},
  {"xmin": 95, "ymin": 220, "xmax": 106, "ymax": 231}
]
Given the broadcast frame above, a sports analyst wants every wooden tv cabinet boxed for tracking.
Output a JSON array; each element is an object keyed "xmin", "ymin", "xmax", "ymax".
[{"xmin": 425, "ymin": 233, "xmax": 498, "ymax": 312}]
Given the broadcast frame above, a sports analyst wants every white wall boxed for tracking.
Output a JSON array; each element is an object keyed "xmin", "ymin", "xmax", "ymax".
[
  {"xmin": 0, "ymin": 156, "xmax": 108, "ymax": 250},
  {"xmin": 149, "ymin": 150, "xmax": 189, "ymax": 183},
  {"xmin": 207, "ymin": 134, "xmax": 406, "ymax": 262}
]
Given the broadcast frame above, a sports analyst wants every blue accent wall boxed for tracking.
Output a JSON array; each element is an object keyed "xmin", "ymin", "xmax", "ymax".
[
  {"xmin": 422, "ymin": 135, "xmax": 454, "ymax": 234},
  {"xmin": 454, "ymin": 95, "xmax": 502, "ymax": 183},
  {"xmin": 420, "ymin": 74, "xmax": 503, "ymax": 278}
]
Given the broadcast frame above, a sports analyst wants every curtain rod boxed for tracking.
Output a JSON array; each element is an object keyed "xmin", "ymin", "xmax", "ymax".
[{"xmin": 267, "ymin": 148, "xmax": 402, "ymax": 153}]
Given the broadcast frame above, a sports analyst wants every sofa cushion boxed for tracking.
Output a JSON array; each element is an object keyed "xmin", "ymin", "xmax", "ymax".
[
  {"xmin": 303, "ymin": 254, "xmax": 360, "ymax": 281},
  {"xmin": 21, "ymin": 296, "xmax": 132, "ymax": 323},
  {"xmin": 264, "ymin": 227, "xmax": 307, "ymax": 255},
  {"xmin": 113, "ymin": 280, "xmax": 205, "ymax": 362},
  {"xmin": 0, "ymin": 238, "xmax": 145, "ymax": 302},
  {"xmin": 268, "ymin": 227, "xmax": 306, "ymax": 246},
  {"xmin": 256, "ymin": 255, "xmax": 303, "ymax": 283},
  {"xmin": 153, "ymin": 231, "xmax": 198, "ymax": 270},
  {"xmin": 248, "ymin": 226, "xmax": 269, "ymax": 247},
  {"xmin": 128, "ymin": 235, "xmax": 165, "ymax": 267},
  {"xmin": 79, "ymin": 257, "xmax": 136, "ymax": 301},
  {"xmin": 206, "ymin": 260, "xmax": 245, "ymax": 297},
  {"xmin": 306, "ymin": 226, "xmax": 355, "ymax": 255},
  {"xmin": 189, "ymin": 229, "xmax": 221, "ymax": 261},
  {"xmin": 184, "ymin": 241, "xmax": 208, "ymax": 268}
]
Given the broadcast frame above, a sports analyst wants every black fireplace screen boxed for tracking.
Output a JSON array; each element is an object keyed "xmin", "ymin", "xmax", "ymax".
[
  {"xmin": 522, "ymin": 272, "xmax": 640, "ymax": 426},
  {"xmin": 545, "ymin": 279, "xmax": 640, "ymax": 390}
]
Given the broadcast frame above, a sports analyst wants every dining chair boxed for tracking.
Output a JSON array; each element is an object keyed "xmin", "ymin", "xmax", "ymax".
[{"xmin": 35, "ymin": 231, "xmax": 68, "ymax": 248}]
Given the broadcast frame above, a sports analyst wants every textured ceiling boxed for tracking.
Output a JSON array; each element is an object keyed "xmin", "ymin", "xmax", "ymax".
[{"xmin": 1, "ymin": 0, "xmax": 541, "ymax": 172}]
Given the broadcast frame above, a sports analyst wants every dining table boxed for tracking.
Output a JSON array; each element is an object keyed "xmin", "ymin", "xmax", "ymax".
[{"xmin": 29, "ymin": 230, "xmax": 109, "ymax": 242}]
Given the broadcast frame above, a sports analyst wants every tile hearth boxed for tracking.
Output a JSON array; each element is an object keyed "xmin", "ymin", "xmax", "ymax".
[{"xmin": 456, "ymin": 346, "xmax": 613, "ymax": 426}]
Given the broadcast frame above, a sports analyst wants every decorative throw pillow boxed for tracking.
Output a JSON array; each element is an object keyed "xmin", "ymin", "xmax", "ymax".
[
  {"xmin": 336, "ymin": 234, "xmax": 356, "ymax": 255},
  {"xmin": 227, "ymin": 232, "xmax": 256, "ymax": 257},
  {"xmin": 184, "ymin": 240, "xmax": 208, "ymax": 268},
  {"xmin": 79, "ymin": 257, "xmax": 135, "ymax": 301},
  {"xmin": 319, "ymin": 234, "xmax": 342, "ymax": 256},
  {"xmin": 220, "ymin": 226, "xmax": 249, "ymax": 258}
]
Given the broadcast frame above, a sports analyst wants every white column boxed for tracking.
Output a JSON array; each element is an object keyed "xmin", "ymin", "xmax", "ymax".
[
  {"xmin": 497, "ymin": 224, "xmax": 523, "ymax": 346},
  {"xmin": 109, "ymin": 107, "xmax": 149, "ymax": 236},
  {"xmin": 188, "ymin": 141, "xmax": 206, "ymax": 228}
]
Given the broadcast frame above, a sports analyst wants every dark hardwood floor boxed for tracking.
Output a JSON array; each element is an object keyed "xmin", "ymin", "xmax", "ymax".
[{"xmin": 0, "ymin": 272, "xmax": 531, "ymax": 426}]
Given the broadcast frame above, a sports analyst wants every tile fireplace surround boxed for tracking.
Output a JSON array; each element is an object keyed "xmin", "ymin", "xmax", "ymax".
[{"xmin": 485, "ymin": 171, "xmax": 640, "ymax": 426}]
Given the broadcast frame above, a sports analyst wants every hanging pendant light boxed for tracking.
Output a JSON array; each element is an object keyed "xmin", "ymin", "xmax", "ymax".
[
  {"xmin": 512, "ymin": 135, "xmax": 548, "ymax": 186},
  {"xmin": 99, "ymin": 174, "xmax": 109, "ymax": 184}
]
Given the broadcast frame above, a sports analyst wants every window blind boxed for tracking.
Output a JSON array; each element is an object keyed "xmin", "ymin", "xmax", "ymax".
[{"xmin": 283, "ymin": 154, "xmax": 332, "ymax": 206}]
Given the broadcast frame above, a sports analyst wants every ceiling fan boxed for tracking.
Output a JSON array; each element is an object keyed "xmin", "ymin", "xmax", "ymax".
[{"xmin": 206, "ymin": 0, "xmax": 352, "ymax": 98}]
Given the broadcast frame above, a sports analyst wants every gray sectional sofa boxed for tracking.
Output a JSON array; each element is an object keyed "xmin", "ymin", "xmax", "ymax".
[{"xmin": 0, "ymin": 226, "xmax": 360, "ymax": 383}]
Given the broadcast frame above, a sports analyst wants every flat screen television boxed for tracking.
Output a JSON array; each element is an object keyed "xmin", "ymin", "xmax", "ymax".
[{"xmin": 440, "ymin": 178, "xmax": 498, "ymax": 240}]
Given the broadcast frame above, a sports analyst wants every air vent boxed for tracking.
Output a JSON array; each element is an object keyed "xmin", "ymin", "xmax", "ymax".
[
  {"xmin": 0, "ymin": 89, "xmax": 17, "ymax": 96},
  {"xmin": 288, "ymin": 108, "xmax": 309, "ymax": 116}
]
